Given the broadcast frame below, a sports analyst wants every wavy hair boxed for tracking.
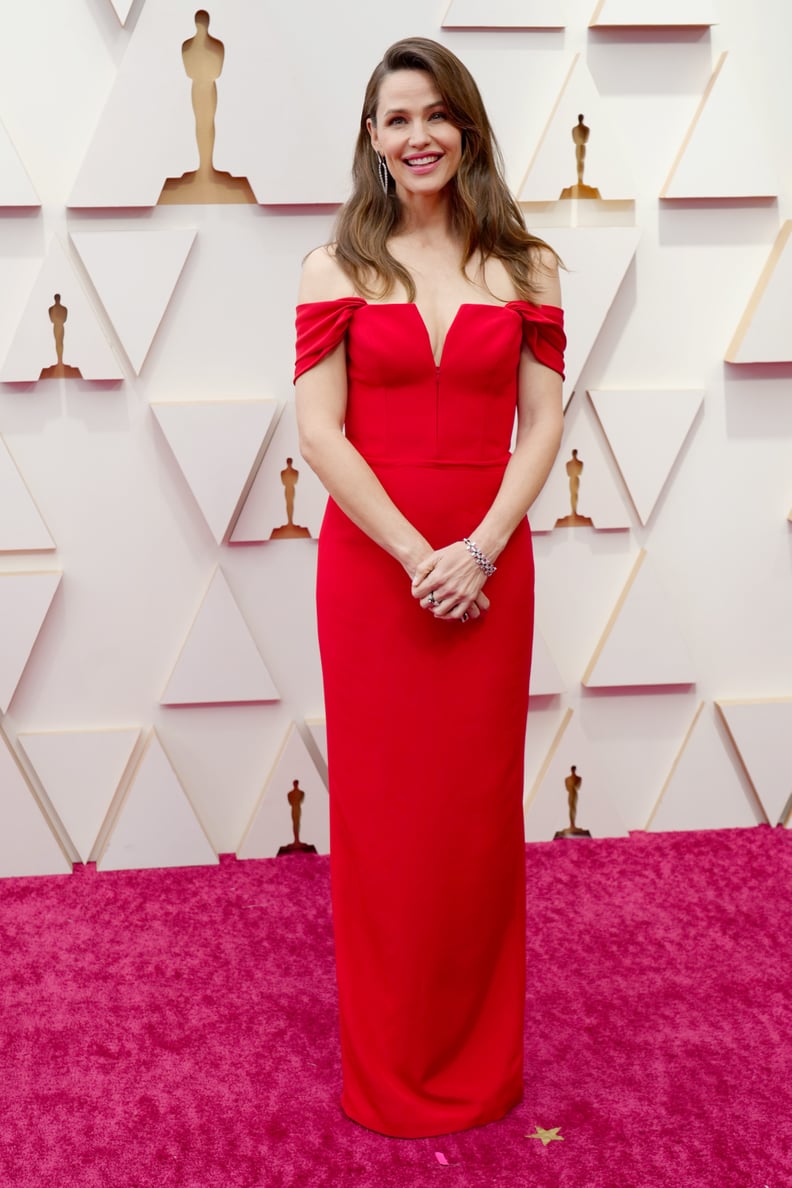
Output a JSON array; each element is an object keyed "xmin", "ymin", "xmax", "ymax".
[{"xmin": 332, "ymin": 37, "xmax": 558, "ymax": 303}]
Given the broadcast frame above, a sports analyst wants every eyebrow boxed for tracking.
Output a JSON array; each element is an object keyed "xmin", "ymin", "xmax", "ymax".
[{"xmin": 382, "ymin": 99, "xmax": 445, "ymax": 117}]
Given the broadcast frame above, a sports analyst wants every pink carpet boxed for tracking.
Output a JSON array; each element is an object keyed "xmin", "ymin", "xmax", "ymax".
[{"xmin": 1, "ymin": 827, "xmax": 791, "ymax": 1187}]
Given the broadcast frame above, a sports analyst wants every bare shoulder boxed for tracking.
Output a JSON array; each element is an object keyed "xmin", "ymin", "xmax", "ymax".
[
  {"xmin": 298, "ymin": 244, "xmax": 354, "ymax": 303},
  {"xmin": 531, "ymin": 244, "xmax": 562, "ymax": 307}
]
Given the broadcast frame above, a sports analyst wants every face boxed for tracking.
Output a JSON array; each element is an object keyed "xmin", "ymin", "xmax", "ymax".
[{"xmin": 367, "ymin": 69, "xmax": 462, "ymax": 199}]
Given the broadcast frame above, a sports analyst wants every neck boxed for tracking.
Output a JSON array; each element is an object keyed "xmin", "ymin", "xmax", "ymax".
[{"xmin": 393, "ymin": 186, "xmax": 455, "ymax": 239}]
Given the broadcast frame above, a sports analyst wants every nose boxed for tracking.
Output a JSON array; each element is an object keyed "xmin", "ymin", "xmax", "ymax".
[{"xmin": 408, "ymin": 120, "xmax": 431, "ymax": 147}]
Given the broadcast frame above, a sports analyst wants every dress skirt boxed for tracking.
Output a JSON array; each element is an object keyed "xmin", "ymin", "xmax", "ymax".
[{"xmin": 317, "ymin": 457, "xmax": 534, "ymax": 1138}]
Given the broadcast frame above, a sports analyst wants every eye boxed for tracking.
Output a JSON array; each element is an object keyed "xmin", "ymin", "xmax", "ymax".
[
  {"xmin": 387, "ymin": 116, "xmax": 406, "ymax": 126},
  {"xmin": 429, "ymin": 110, "xmax": 448, "ymax": 121}
]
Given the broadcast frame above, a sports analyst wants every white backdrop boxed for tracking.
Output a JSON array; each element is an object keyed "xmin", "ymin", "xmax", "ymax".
[{"xmin": 0, "ymin": 0, "xmax": 790, "ymax": 875}]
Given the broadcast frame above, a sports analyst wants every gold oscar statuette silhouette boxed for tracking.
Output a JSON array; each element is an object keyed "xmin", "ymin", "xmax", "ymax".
[
  {"xmin": 554, "ymin": 765, "xmax": 592, "ymax": 840},
  {"xmin": 159, "ymin": 9, "xmax": 256, "ymax": 205},
  {"xmin": 39, "ymin": 294, "xmax": 83, "ymax": 379},
  {"xmin": 560, "ymin": 114, "xmax": 601, "ymax": 200},
  {"xmin": 277, "ymin": 779, "xmax": 318, "ymax": 856},
  {"xmin": 270, "ymin": 457, "xmax": 311, "ymax": 540},
  {"xmin": 555, "ymin": 449, "xmax": 594, "ymax": 527}
]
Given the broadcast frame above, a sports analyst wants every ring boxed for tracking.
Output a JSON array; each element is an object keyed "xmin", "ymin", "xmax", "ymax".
[
  {"xmin": 428, "ymin": 591, "xmax": 437, "ymax": 606},
  {"xmin": 461, "ymin": 612, "xmax": 469, "ymax": 622}
]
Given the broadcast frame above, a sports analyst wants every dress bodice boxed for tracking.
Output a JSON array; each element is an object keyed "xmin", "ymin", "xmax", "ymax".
[{"xmin": 294, "ymin": 298, "xmax": 565, "ymax": 466}]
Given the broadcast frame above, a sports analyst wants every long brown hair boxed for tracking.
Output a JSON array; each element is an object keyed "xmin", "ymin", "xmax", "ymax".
[{"xmin": 333, "ymin": 36, "xmax": 558, "ymax": 303}]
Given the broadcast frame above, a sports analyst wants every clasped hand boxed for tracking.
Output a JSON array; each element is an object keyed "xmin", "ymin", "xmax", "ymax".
[{"xmin": 411, "ymin": 540, "xmax": 491, "ymax": 623}]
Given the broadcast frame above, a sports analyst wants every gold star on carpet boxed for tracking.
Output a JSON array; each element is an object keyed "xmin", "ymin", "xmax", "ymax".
[{"xmin": 527, "ymin": 1126, "xmax": 564, "ymax": 1146}]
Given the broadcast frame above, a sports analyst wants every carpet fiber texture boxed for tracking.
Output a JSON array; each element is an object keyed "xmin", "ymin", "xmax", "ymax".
[{"xmin": 1, "ymin": 827, "xmax": 791, "ymax": 1187}]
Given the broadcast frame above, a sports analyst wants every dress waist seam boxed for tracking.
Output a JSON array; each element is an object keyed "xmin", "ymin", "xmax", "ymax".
[{"xmin": 363, "ymin": 455, "xmax": 510, "ymax": 470}]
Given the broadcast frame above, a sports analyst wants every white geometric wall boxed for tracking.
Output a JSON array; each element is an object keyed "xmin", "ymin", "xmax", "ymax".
[
  {"xmin": 0, "ymin": 0, "xmax": 790, "ymax": 876},
  {"xmin": 443, "ymin": 2, "xmax": 565, "ymax": 29},
  {"xmin": 519, "ymin": 55, "xmax": 637, "ymax": 202},
  {"xmin": 661, "ymin": 52, "xmax": 779, "ymax": 200},
  {"xmin": 725, "ymin": 222, "xmax": 792, "ymax": 364},
  {"xmin": 0, "ymin": 118, "xmax": 39, "ymax": 207},
  {"xmin": 589, "ymin": 1, "xmax": 717, "ymax": 26}
]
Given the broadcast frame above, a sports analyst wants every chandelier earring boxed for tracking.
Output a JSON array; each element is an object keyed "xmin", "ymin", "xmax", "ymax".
[{"xmin": 377, "ymin": 153, "xmax": 390, "ymax": 196}]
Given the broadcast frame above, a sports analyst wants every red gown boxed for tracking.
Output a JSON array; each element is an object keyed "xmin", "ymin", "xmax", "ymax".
[{"xmin": 294, "ymin": 299, "xmax": 565, "ymax": 1138}]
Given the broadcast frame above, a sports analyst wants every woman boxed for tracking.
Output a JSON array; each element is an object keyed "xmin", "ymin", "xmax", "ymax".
[{"xmin": 294, "ymin": 37, "xmax": 565, "ymax": 1138}]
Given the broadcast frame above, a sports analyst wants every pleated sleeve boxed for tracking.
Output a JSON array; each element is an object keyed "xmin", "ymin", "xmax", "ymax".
[
  {"xmin": 507, "ymin": 302, "xmax": 566, "ymax": 380},
  {"xmin": 294, "ymin": 298, "xmax": 366, "ymax": 382}
]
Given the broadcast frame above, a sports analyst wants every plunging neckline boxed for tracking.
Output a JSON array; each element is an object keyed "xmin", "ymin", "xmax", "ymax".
[{"xmin": 367, "ymin": 301, "xmax": 512, "ymax": 370}]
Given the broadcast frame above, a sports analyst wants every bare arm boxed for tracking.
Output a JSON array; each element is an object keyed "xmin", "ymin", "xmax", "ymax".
[
  {"xmin": 294, "ymin": 248, "xmax": 434, "ymax": 578},
  {"xmin": 412, "ymin": 253, "xmax": 564, "ymax": 619}
]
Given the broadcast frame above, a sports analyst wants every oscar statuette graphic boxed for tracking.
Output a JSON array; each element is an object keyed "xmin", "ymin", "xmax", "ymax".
[
  {"xmin": 270, "ymin": 458, "xmax": 311, "ymax": 539},
  {"xmin": 554, "ymin": 765, "xmax": 592, "ymax": 840},
  {"xmin": 555, "ymin": 449, "xmax": 594, "ymax": 527},
  {"xmin": 560, "ymin": 114, "xmax": 601, "ymax": 200},
  {"xmin": 277, "ymin": 779, "xmax": 317, "ymax": 856},
  {"xmin": 159, "ymin": 10, "xmax": 256, "ymax": 205},
  {"xmin": 39, "ymin": 294, "xmax": 83, "ymax": 379}
]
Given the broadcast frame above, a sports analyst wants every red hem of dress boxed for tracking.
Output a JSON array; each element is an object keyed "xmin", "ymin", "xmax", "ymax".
[{"xmin": 339, "ymin": 1086, "xmax": 524, "ymax": 1140}]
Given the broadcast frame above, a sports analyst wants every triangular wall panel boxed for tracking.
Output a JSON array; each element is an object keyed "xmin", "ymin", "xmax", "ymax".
[
  {"xmin": 70, "ymin": 3, "xmax": 243, "ymax": 207},
  {"xmin": 543, "ymin": 227, "xmax": 641, "ymax": 409},
  {"xmin": 0, "ymin": 118, "xmax": 39, "ymax": 207},
  {"xmin": 0, "ymin": 436, "xmax": 55, "ymax": 552},
  {"xmin": 530, "ymin": 392, "xmax": 632, "ymax": 531},
  {"xmin": 108, "ymin": 0, "xmax": 136, "ymax": 23},
  {"xmin": 0, "ymin": 571, "xmax": 62, "ymax": 712},
  {"xmin": 0, "ymin": 238, "xmax": 123, "ymax": 382},
  {"xmin": 238, "ymin": 722, "xmax": 329, "ymax": 858},
  {"xmin": 726, "ymin": 222, "xmax": 792, "ymax": 364},
  {"xmin": 305, "ymin": 717, "xmax": 327, "ymax": 764},
  {"xmin": 230, "ymin": 404, "xmax": 326, "ymax": 543},
  {"xmin": 588, "ymin": 389, "xmax": 704, "ymax": 525},
  {"xmin": 530, "ymin": 542, "xmax": 643, "ymax": 700},
  {"xmin": 443, "ymin": 0, "xmax": 565, "ymax": 27},
  {"xmin": 519, "ymin": 54, "xmax": 636, "ymax": 202},
  {"xmin": 18, "ymin": 728, "xmax": 141, "ymax": 863},
  {"xmin": 98, "ymin": 730, "xmax": 217, "ymax": 871},
  {"xmin": 716, "ymin": 699, "xmax": 792, "ymax": 825},
  {"xmin": 583, "ymin": 550, "xmax": 695, "ymax": 688},
  {"xmin": 161, "ymin": 567, "xmax": 280, "ymax": 706},
  {"xmin": 152, "ymin": 400, "xmax": 277, "ymax": 544},
  {"xmin": 70, "ymin": 229, "xmax": 196, "ymax": 374},
  {"xmin": 69, "ymin": 3, "xmax": 361, "ymax": 206},
  {"xmin": 530, "ymin": 629, "xmax": 565, "ymax": 697},
  {"xmin": 523, "ymin": 709, "xmax": 629, "ymax": 841},
  {"xmin": 647, "ymin": 703, "xmax": 765, "ymax": 831},
  {"xmin": 661, "ymin": 52, "xmax": 778, "ymax": 199},
  {"xmin": 0, "ymin": 727, "xmax": 70, "ymax": 877},
  {"xmin": 590, "ymin": 0, "xmax": 716, "ymax": 25}
]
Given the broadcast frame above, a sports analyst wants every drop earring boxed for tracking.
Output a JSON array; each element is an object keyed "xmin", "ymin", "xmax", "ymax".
[{"xmin": 377, "ymin": 153, "xmax": 389, "ymax": 196}]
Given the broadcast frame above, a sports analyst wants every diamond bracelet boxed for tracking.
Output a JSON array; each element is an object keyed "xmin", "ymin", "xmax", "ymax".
[{"xmin": 462, "ymin": 537, "xmax": 496, "ymax": 578}]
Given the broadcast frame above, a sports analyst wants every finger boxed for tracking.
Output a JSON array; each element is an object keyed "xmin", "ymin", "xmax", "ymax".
[
  {"xmin": 475, "ymin": 591, "xmax": 491, "ymax": 612},
  {"xmin": 421, "ymin": 587, "xmax": 445, "ymax": 610},
  {"xmin": 443, "ymin": 601, "xmax": 472, "ymax": 622},
  {"xmin": 413, "ymin": 579, "xmax": 438, "ymax": 600},
  {"xmin": 411, "ymin": 562, "xmax": 437, "ymax": 592}
]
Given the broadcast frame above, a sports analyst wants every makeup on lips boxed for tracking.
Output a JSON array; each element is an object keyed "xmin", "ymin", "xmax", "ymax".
[{"xmin": 403, "ymin": 153, "xmax": 444, "ymax": 174}]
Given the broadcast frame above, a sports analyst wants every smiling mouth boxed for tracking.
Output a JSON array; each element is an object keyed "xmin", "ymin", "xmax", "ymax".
[{"xmin": 404, "ymin": 154, "xmax": 442, "ymax": 167}]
